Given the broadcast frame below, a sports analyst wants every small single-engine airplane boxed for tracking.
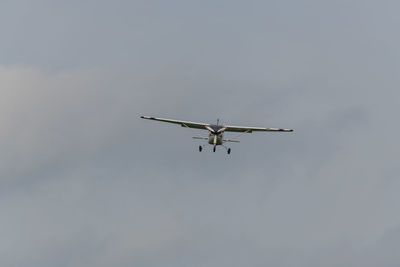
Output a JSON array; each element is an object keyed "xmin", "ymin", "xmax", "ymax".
[{"xmin": 140, "ymin": 116, "xmax": 293, "ymax": 154}]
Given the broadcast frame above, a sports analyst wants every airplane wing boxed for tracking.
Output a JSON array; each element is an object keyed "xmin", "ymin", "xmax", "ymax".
[
  {"xmin": 140, "ymin": 116, "xmax": 209, "ymax": 130},
  {"xmin": 223, "ymin": 125, "xmax": 294, "ymax": 133}
]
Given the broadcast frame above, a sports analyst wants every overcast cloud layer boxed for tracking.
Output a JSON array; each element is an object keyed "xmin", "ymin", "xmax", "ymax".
[{"xmin": 1, "ymin": 1, "xmax": 400, "ymax": 266}]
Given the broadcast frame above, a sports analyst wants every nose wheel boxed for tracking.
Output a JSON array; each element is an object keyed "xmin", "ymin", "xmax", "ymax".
[
  {"xmin": 199, "ymin": 145, "xmax": 202, "ymax": 152},
  {"xmin": 227, "ymin": 148, "xmax": 231, "ymax": 154},
  {"xmin": 213, "ymin": 146, "xmax": 216, "ymax": 152}
]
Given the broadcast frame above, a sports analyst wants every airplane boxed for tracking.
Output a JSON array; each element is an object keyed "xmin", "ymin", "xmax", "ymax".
[{"xmin": 140, "ymin": 116, "xmax": 293, "ymax": 154}]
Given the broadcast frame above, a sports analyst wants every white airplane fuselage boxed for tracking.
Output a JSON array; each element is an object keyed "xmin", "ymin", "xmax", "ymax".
[
  {"xmin": 206, "ymin": 124, "xmax": 225, "ymax": 147},
  {"xmin": 208, "ymin": 132, "xmax": 224, "ymax": 146}
]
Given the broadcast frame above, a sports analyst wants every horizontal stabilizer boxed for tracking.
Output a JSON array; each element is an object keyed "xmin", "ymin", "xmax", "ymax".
[
  {"xmin": 192, "ymin": 137, "xmax": 208, "ymax": 140},
  {"xmin": 223, "ymin": 139, "xmax": 240, "ymax": 143}
]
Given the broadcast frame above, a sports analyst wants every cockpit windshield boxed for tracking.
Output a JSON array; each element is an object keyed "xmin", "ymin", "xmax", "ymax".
[{"xmin": 209, "ymin": 125, "xmax": 224, "ymax": 134}]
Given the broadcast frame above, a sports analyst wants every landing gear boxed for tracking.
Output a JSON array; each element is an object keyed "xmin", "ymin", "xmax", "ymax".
[
  {"xmin": 198, "ymin": 145, "xmax": 231, "ymax": 154},
  {"xmin": 221, "ymin": 144, "xmax": 231, "ymax": 155}
]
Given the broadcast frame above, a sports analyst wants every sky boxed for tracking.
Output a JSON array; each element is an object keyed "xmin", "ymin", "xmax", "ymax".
[{"xmin": 1, "ymin": 0, "xmax": 400, "ymax": 266}]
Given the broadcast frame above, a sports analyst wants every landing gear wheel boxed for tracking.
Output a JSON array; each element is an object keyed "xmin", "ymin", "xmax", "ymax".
[
  {"xmin": 227, "ymin": 148, "xmax": 231, "ymax": 154},
  {"xmin": 199, "ymin": 146, "xmax": 202, "ymax": 152},
  {"xmin": 213, "ymin": 146, "xmax": 216, "ymax": 152}
]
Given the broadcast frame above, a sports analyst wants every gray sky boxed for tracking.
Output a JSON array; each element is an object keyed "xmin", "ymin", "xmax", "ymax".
[{"xmin": 1, "ymin": 1, "xmax": 400, "ymax": 266}]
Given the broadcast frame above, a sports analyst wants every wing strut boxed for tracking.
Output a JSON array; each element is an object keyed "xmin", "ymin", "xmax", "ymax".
[
  {"xmin": 223, "ymin": 130, "xmax": 251, "ymax": 143},
  {"xmin": 182, "ymin": 123, "xmax": 207, "ymax": 140}
]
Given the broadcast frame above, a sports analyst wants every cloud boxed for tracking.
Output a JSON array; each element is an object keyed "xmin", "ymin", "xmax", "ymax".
[
  {"xmin": 0, "ymin": 49, "xmax": 399, "ymax": 266},
  {"xmin": 0, "ymin": 67, "xmax": 131, "ymax": 180},
  {"xmin": 1, "ymin": 1, "xmax": 400, "ymax": 266}
]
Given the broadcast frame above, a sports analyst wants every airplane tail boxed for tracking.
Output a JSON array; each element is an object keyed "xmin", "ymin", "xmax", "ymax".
[
  {"xmin": 223, "ymin": 139, "xmax": 240, "ymax": 143},
  {"xmin": 192, "ymin": 137, "xmax": 208, "ymax": 140}
]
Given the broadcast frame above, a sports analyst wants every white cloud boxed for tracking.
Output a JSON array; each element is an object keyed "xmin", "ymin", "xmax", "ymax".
[
  {"xmin": 1, "ymin": 1, "xmax": 400, "ymax": 265},
  {"xmin": 0, "ymin": 66, "xmax": 140, "ymax": 179}
]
